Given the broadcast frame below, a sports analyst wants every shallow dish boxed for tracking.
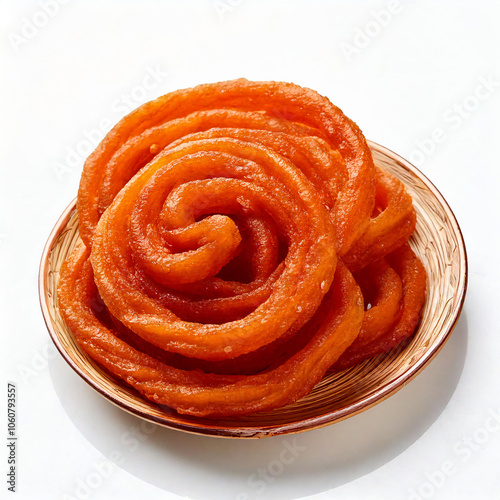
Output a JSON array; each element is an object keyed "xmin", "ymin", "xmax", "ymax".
[{"xmin": 39, "ymin": 141, "xmax": 467, "ymax": 438}]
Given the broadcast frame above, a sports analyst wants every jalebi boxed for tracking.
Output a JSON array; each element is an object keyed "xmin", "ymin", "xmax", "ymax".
[{"xmin": 57, "ymin": 79, "xmax": 426, "ymax": 417}]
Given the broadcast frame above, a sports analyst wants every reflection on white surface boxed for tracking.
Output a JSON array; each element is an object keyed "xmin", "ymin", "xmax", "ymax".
[{"xmin": 49, "ymin": 315, "xmax": 467, "ymax": 500}]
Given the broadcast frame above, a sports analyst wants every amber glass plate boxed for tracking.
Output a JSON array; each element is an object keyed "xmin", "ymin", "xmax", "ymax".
[{"xmin": 39, "ymin": 142, "xmax": 467, "ymax": 438}]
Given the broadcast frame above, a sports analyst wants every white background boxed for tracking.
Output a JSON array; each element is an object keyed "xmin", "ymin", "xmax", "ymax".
[{"xmin": 1, "ymin": 1, "xmax": 499, "ymax": 499}]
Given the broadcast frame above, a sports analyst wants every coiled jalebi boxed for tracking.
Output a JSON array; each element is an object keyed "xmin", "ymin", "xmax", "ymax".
[{"xmin": 58, "ymin": 79, "xmax": 426, "ymax": 417}]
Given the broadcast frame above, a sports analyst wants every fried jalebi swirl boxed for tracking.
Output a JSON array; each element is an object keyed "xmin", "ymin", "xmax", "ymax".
[{"xmin": 57, "ymin": 79, "xmax": 426, "ymax": 417}]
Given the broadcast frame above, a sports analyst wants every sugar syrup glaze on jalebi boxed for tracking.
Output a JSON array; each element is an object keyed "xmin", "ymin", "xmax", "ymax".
[{"xmin": 58, "ymin": 79, "xmax": 426, "ymax": 418}]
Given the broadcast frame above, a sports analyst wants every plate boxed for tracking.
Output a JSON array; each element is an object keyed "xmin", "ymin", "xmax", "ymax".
[{"xmin": 39, "ymin": 141, "xmax": 467, "ymax": 438}]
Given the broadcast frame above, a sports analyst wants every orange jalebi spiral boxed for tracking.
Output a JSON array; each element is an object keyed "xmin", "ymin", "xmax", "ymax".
[{"xmin": 57, "ymin": 79, "xmax": 426, "ymax": 417}]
